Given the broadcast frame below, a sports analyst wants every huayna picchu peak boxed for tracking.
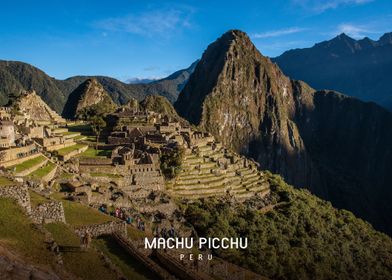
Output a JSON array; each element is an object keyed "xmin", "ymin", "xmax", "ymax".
[{"xmin": 175, "ymin": 29, "xmax": 392, "ymax": 236}]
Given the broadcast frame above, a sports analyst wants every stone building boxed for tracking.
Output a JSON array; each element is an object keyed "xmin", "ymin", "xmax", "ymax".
[{"xmin": 0, "ymin": 119, "xmax": 15, "ymax": 148}]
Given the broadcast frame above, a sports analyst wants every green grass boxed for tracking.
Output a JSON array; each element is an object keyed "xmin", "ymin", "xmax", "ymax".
[
  {"xmin": 0, "ymin": 198, "xmax": 55, "ymax": 267},
  {"xmin": 30, "ymin": 162, "xmax": 56, "ymax": 178},
  {"xmin": 61, "ymin": 131, "xmax": 80, "ymax": 136},
  {"xmin": 59, "ymin": 172, "xmax": 74, "ymax": 180},
  {"xmin": 9, "ymin": 155, "xmax": 46, "ymax": 173},
  {"xmin": 80, "ymin": 147, "xmax": 111, "ymax": 158},
  {"xmin": 74, "ymin": 135, "xmax": 87, "ymax": 141},
  {"xmin": 45, "ymin": 223, "xmax": 117, "ymax": 280},
  {"xmin": 0, "ymin": 176, "xmax": 15, "ymax": 186},
  {"xmin": 184, "ymin": 173, "xmax": 392, "ymax": 280},
  {"xmin": 66, "ymin": 124, "xmax": 92, "ymax": 133},
  {"xmin": 127, "ymin": 225, "xmax": 149, "ymax": 240},
  {"xmin": 57, "ymin": 144, "xmax": 87, "ymax": 156},
  {"xmin": 62, "ymin": 200, "xmax": 115, "ymax": 226},
  {"xmin": 94, "ymin": 236, "xmax": 156, "ymax": 280},
  {"xmin": 29, "ymin": 191, "xmax": 50, "ymax": 207},
  {"xmin": 85, "ymin": 135, "xmax": 97, "ymax": 142}
]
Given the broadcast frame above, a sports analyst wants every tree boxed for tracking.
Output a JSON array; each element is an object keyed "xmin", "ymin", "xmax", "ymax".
[{"xmin": 90, "ymin": 116, "xmax": 106, "ymax": 153}]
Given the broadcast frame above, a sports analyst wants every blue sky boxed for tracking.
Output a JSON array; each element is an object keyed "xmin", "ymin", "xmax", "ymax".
[{"xmin": 0, "ymin": 0, "xmax": 391, "ymax": 81}]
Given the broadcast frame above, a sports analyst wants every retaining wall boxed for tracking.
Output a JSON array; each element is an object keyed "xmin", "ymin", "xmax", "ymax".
[{"xmin": 30, "ymin": 200, "xmax": 66, "ymax": 224}]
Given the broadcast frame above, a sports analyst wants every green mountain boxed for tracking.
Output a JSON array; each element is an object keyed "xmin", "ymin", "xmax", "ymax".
[
  {"xmin": 175, "ymin": 30, "xmax": 392, "ymax": 236},
  {"xmin": 272, "ymin": 32, "xmax": 392, "ymax": 111},
  {"xmin": 184, "ymin": 173, "xmax": 392, "ymax": 280},
  {"xmin": 62, "ymin": 78, "xmax": 117, "ymax": 119},
  {"xmin": 0, "ymin": 60, "xmax": 197, "ymax": 114}
]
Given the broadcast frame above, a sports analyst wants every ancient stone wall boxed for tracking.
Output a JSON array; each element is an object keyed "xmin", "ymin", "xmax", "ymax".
[
  {"xmin": 60, "ymin": 145, "xmax": 88, "ymax": 161},
  {"xmin": 30, "ymin": 200, "xmax": 66, "ymax": 224},
  {"xmin": 79, "ymin": 157, "xmax": 113, "ymax": 165},
  {"xmin": 0, "ymin": 145, "xmax": 40, "ymax": 167},
  {"xmin": 74, "ymin": 221, "xmax": 127, "ymax": 238},
  {"xmin": 45, "ymin": 141, "xmax": 75, "ymax": 152},
  {"xmin": 0, "ymin": 184, "xmax": 31, "ymax": 213}
]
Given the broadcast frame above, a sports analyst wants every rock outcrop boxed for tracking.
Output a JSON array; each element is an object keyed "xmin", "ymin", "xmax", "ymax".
[
  {"xmin": 14, "ymin": 91, "xmax": 65, "ymax": 123},
  {"xmin": 175, "ymin": 29, "xmax": 392, "ymax": 235},
  {"xmin": 140, "ymin": 95, "xmax": 181, "ymax": 120},
  {"xmin": 62, "ymin": 78, "xmax": 117, "ymax": 119}
]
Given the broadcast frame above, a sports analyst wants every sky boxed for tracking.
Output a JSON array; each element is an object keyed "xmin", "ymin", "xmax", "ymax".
[{"xmin": 0, "ymin": 0, "xmax": 391, "ymax": 81}]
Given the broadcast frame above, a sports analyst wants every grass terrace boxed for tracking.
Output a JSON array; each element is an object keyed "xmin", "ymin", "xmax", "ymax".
[
  {"xmin": 94, "ymin": 236, "xmax": 156, "ymax": 280},
  {"xmin": 0, "ymin": 198, "xmax": 55, "ymax": 267},
  {"xmin": 61, "ymin": 199, "xmax": 115, "ymax": 226},
  {"xmin": 9, "ymin": 155, "xmax": 46, "ymax": 173},
  {"xmin": 0, "ymin": 176, "xmax": 15, "ymax": 186},
  {"xmin": 45, "ymin": 222, "xmax": 117, "ymax": 280},
  {"xmin": 57, "ymin": 144, "xmax": 87, "ymax": 156},
  {"xmin": 80, "ymin": 147, "xmax": 111, "ymax": 158},
  {"xmin": 29, "ymin": 190, "xmax": 50, "ymax": 207},
  {"xmin": 74, "ymin": 135, "xmax": 87, "ymax": 141},
  {"xmin": 66, "ymin": 123, "xmax": 92, "ymax": 133},
  {"xmin": 30, "ymin": 161, "xmax": 56, "ymax": 178}
]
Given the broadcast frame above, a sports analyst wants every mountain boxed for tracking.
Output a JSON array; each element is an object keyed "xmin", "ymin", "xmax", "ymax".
[
  {"xmin": 184, "ymin": 173, "xmax": 392, "ymax": 280},
  {"xmin": 272, "ymin": 32, "xmax": 392, "ymax": 111},
  {"xmin": 0, "ymin": 61, "xmax": 67, "ymax": 113},
  {"xmin": 0, "ymin": 60, "xmax": 197, "ymax": 115},
  {"xmin": 13, "ymin": 90, "xmax": 65, "ymax": 123},
  {"xmin": 62, "ymin": 78, "xmax": 117, "ymax": 119},
  {"xmin": 175, "ymin": 30, "xmax": 392, "ymax": 235},
  {"xmin": 140, "ymin": 95, "xmax": 181, "ymax": 120}
]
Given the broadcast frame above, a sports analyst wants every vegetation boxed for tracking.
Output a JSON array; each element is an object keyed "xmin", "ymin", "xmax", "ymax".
[
  {"xmin": 61, "ymin": 200, "xmax": 115, "ymax": 226},
  {"xmin": 94, "ymin": 236, "xmax": 156, "ymax": 280},
  {"xmin": 89, "ymin": 115, "xmax": 106, "ymax": 151},
  {"xmin": 80, "ymin": 147, "xmax": 111, "ymax": 158},
  {"xmin": 160, "ymin": 147, "xmax": 184, "ymax": 179},
  {"xmin": 45, "ymin": 223, "xmax": 117, "ymax": 280},
  {"xmin": 0, "ymin": 198, "xmax": 54, "ymax": 266},
  {"xmin": 0, "ymin": 176, "xmax": 15, "ymax": 186},
  {"xmin": 9, "ymin": 155, "xmax": 46, "ymax": 173},
  {"xmin": 56, "ymin": 144, "xmax": 87, "ymax": 156},
  {"xmin": 29, "ymin": 191, "xmax": 50, "ymax": 207},
  {"xmin": 183, "ymin": 173, "xmax": 392, "ymax": 280},
  {"xmin": 30, "ymin": 161, "xmax": 56, "ymax": 178}
]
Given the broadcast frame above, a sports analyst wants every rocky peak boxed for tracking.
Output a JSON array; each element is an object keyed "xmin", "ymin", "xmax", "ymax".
[
  {"xmin": 14, "ymin": 90, "xmax": 65, "ymax": 123},
  {"xmin": 379, "ymin": 32, "xmax": 392, "ymax": 45},
  {"xmin": 62, "ymin": 78, "xmax": 116, "ymax": 119},
  {"xmin": 174, "ymin": 29, "xmax": 392, "ymax": 236}
]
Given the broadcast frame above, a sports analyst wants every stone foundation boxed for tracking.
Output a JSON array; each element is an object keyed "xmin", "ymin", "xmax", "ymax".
[
  {"xmin": 75, "ymin": 221, "xmax": 127, "ymax": 238},
  {"xmin": 30, "ymin": 201, "xmax": 66, "ymax": 224}
]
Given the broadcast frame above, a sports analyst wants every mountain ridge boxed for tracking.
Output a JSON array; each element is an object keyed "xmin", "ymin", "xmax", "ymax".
[
  {"xmin": 175, "ymin": 29, "xmax": 392, "ymax": 235},
  {"xmin": 0, "ymin": 59, "xmax": 197, "ymax": 115},
  {"xmin": 272, "ymin": 32, "xmax": 392, "ymax": 111}
]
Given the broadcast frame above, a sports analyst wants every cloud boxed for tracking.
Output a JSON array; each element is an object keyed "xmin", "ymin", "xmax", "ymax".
[
  {"xmin": 126, "ymin": 77, "xmax": 162, "ymax": 84},
  {"xmin": 94, "ymin": 8, "xmax": 194, "ymax": 38},
  {"xmin": 252, "ymin": 27, "xmax": 306, "ymax": 39},
  {"xmin": 336, "ymin": 23, "xmax": 375, "ymax": 38},
  {"xmin": 292, "ymin": 0, "xmax": 374, "ymax": 13}
]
